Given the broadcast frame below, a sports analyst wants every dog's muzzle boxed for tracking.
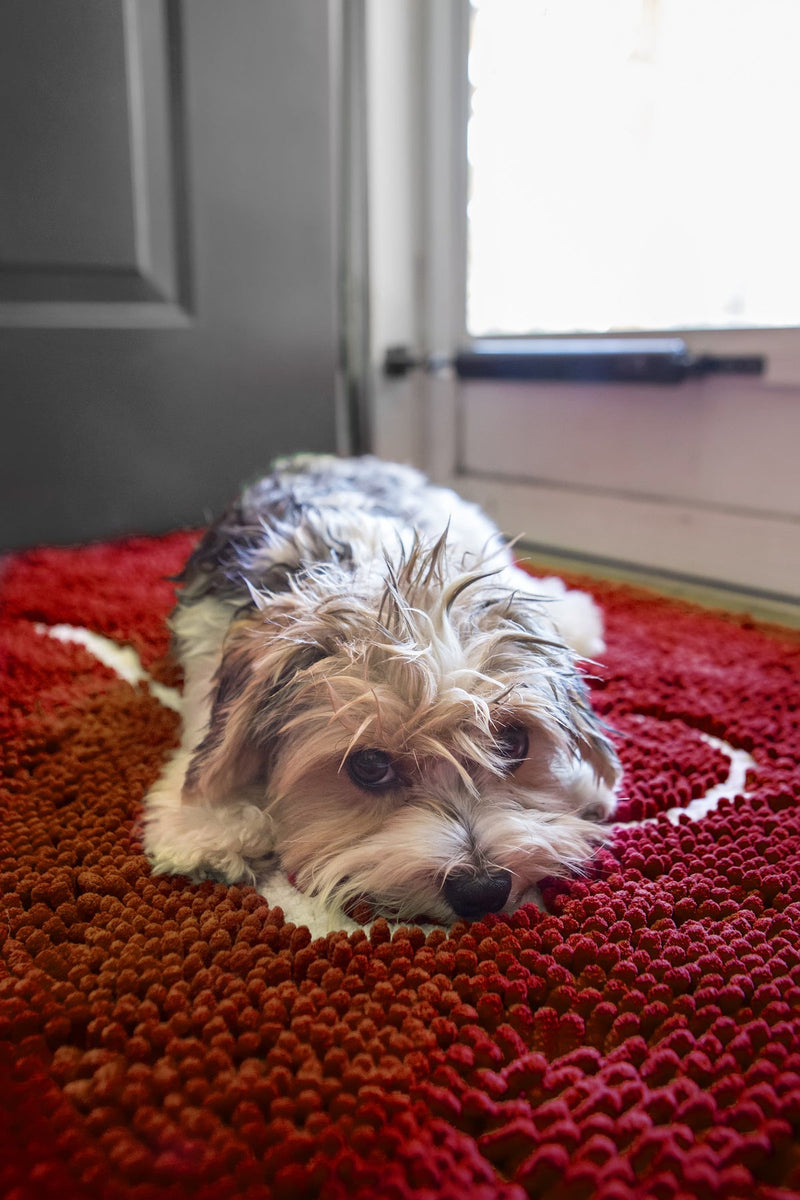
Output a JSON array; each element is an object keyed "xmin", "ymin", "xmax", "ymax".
[{"xmin": 443, "ymin": 867, "xmax": 512, "ymax": 920}]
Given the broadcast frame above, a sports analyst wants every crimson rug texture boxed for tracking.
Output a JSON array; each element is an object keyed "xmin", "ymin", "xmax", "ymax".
[{"xmin": 2, "ymin": 531, "xmax": 800, "ymax": 1200}]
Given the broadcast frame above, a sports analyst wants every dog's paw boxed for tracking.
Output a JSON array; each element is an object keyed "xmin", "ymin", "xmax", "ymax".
[
  {"xmin": 550, "ymin": 584, "xmax": 606, "ymax": 659},
  {"xmin": 144, "ymin": 791, "xmax": 275, "ymax": 887},
  {"xmin": 563, "ymin": 758, "xmax": 619, "ymax": 823}
]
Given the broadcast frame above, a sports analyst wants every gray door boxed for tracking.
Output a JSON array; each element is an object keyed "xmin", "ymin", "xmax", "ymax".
[{"xmin": 0, "ymin": 0, "xmax": 340, "ymax": 550}]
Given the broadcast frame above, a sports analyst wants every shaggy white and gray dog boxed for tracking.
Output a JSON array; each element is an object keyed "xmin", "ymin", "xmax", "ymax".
[{"xmin": 144, "ymin": 454, "xmax": 620, "ymax": 923}]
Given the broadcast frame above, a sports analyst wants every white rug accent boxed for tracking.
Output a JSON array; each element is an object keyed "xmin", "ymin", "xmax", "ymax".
[
  {"xmin": 38, "ymin": 623, "xmax": 182, "ymax": 712},
  {"xmin": 665, "ymin": 731, "xmax": 755, "ymax": 825},
  {"xmin": 616, "ymin": 730, "xmax": 756, "ymax": 830}
]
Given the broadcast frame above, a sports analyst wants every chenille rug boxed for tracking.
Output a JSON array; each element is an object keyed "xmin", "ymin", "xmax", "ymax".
[{"xmin": 2, "ymin": 531, "xmax": 800, "ymax": 1200}]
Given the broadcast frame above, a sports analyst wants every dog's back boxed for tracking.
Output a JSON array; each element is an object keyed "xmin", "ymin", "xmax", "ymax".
[{"xmin": 175, "ymin": 453, "xmax": 504, "ymax": 609}]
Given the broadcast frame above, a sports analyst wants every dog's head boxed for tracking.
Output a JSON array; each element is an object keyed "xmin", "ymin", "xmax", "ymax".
[{"xmin": 182, "ymin": 539, "xmax": 620, "ymax": 923}]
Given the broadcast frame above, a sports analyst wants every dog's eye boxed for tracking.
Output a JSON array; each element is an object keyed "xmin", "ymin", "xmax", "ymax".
[
  {"xmin": 346, "ymin": 748, "xmax": 399, "ymax": 790},
  {"xmin": 495, "ymin": 725, "xmax": 529, "ymax": 771}
]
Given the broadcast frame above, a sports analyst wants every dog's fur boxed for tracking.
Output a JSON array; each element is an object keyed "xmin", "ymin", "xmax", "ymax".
[{"xmin": 144, "ymin": 454, "xmax": 620, "ymax": 923}]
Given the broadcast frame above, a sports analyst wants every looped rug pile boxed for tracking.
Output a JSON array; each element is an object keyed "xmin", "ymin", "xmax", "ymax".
[{"xmin": 2, "ymin": 530, "xmax": 800, "ymax": 1199}]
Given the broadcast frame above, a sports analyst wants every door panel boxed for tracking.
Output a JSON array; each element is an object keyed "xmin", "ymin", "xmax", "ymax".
[
  {"xmin": 0, "ymin": 0, "xmax": 188, "ymax": 321},
  {"xmin": 459, "ymin": 377, "xmax": 800, "ymax": 518},
  {"xmin": 1, "ymin": 5, "xmax": 135, "ymax": 268},
  {"xmin": 0, "ymin": 0, "xmax": 339, "ymax": 549}
]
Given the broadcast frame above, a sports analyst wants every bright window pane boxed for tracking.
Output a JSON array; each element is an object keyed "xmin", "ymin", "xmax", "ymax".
[{"xmin": 467, "ymin": 0, "xmax": 800, "ymax": 336}]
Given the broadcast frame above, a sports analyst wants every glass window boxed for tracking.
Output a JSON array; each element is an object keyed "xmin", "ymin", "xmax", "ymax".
[{"xmin": 467, "ymin": 0, "xmax": 800, "ymax": 336}]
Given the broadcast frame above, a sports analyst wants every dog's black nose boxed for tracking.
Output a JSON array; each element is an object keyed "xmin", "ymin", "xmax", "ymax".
[{"xmin": 443, "ymin": 868, "xmax": 512, "ymax": 920}]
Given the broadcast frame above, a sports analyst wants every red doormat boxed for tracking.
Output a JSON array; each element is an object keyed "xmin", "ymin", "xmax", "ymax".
[{"xmin": 2, "ymin": 532, "xmax": 800, "ymax": 1200}]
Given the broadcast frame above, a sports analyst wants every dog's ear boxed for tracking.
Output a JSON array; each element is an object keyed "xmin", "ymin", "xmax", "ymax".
[
  {"xmin": 474, "ymin": 588, "xmax": 621, "ymax": 790},
  {"xmin": 564, "ymin": 680, "xmax": 621, "ymax": 789},
  {"xmin": 181, "ymin": 612, "xmax": 324, "ymax": 808}
]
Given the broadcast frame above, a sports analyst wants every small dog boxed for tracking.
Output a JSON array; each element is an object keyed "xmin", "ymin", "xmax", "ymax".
[{"xmin": 144, "ymin": 454, "xmax": 620, "ymax": 923}]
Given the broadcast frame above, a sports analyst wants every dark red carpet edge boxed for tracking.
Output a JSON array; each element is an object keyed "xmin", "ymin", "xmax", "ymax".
[{"xmin": 1, "ymin": 532, "xmax": 800, "ymax": 1200}]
